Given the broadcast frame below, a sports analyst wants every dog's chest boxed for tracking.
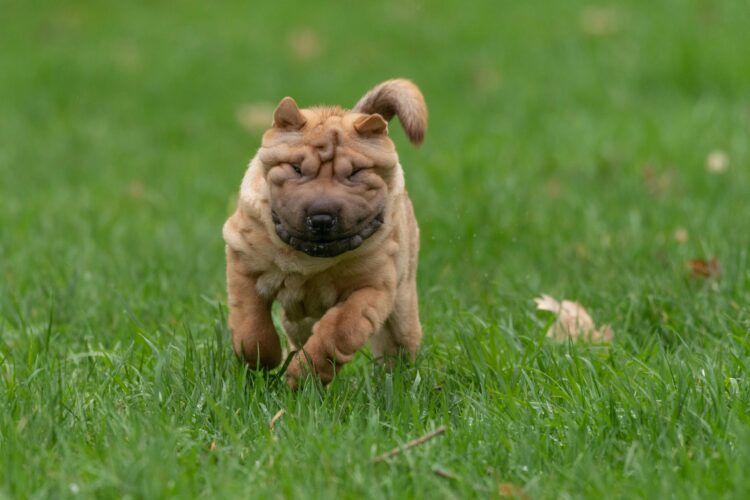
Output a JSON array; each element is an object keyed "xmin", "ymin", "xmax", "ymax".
[{"xmin": 255, "ymin": 266, "xmax": 338, "ymax": 320}]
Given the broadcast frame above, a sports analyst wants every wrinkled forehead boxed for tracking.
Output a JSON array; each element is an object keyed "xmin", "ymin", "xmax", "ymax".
[{"xmin": 258, "ymin": 110, "xmax": 397, "ymax": 168}]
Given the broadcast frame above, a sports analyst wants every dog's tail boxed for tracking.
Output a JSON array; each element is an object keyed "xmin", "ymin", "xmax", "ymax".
[{"xmin": 353, "ymin": 79, "xmax": 427, "ymax": 146}]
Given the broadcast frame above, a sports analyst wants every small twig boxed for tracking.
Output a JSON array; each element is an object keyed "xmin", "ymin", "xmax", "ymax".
[
  {"xmin": 432, "ymin": 465, "xmax": 459, "ymax": 480},
  {"xmin": 269, "ymin": 409, "xmax": 286, "ymax": 430},
  {"xmin": 372, "ymin": 426, "xmax": 447, "ymax": 462}
]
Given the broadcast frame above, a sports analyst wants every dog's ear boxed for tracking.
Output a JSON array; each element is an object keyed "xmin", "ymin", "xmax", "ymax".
[
  {"xmin": 353, "ymin": 113, "xmax": 388, "ymax": 137},
  {"xmin": 273, "ymin": 97, "xmax": 306, "ymax": 129}
]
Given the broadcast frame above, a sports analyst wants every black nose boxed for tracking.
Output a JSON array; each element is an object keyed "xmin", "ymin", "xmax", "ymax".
[{"xmin": 306, "ymin": 214, "xmax": 337, "ymax": 232}]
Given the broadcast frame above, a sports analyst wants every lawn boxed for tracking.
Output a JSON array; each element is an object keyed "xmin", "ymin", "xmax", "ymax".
[{"xmin": 2, "ymin": 0, "xmax": 750, "ymax": 498}]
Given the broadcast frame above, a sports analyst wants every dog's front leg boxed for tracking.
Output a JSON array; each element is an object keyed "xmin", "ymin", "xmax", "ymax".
[
  {"xmin": 226, "ymin": 247, "xmax": 282, "ymax": 369},
  {"xmin": 286, "ymin": 285, "xmax": 395, "ymax": 387}
]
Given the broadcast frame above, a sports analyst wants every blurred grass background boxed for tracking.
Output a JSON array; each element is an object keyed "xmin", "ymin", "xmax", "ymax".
[{"xmin": 1, "ymin": 0, "xmax": 750, "ymax": 498}]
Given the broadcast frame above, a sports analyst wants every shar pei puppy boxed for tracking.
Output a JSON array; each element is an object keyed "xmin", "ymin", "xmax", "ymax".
[{"xmin": 223, "ymin": 79, "xmax": 427, "ymax": 387}]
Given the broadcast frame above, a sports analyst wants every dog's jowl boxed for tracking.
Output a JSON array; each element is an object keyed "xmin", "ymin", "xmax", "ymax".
[{"xmin": 223, "ymin": 79, "xmax": 427, "ymax": 387}]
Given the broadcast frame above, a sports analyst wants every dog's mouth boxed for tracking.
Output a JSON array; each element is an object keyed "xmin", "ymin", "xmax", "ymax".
[{"xmin": 272, "ymin": 212, "xmax": 384, "ymax": 258}]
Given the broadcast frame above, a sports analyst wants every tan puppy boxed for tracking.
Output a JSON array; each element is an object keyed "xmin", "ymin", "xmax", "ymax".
[{"xmin": 222, "ymin": 79, "xmax": 427, "ymax": 387}]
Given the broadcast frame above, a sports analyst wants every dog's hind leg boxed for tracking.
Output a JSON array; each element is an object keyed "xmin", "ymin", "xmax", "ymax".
[
  {"xmin": 369, "ymin": 324, "xmax": 400, "ymax": 364},
  {"xmin": 226, "ymin": 247, "xmax": 282, "ymax": 370}
]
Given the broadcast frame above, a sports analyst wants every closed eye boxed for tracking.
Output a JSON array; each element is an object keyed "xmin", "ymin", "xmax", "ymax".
[
  {"xmin": 290, "ymin": 163, "xmax": 302, "ymax": 175},
  {"xmin": 348, "ymin": 168, "xmax": 365, "ymax": 180}
]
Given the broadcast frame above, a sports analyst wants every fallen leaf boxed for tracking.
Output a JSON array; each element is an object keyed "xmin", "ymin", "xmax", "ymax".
[
  {"xmin": 287, "ymin": 28, "xmax": 322, "ymax": 60},
  {"xmin": 534, "ymin": 294, "xmax": 613, "ymax": 343},
  {"xmin": 642, "ymin": 164, "xmax": 673, "ymax": 196},
  {"xmin": 673, "ymin": 227, "xmax": 689, "ymax": 244},
  {"xmin": 687, "ymin": 257, "xmax": 720, "ymax": 279},
  {"xmin": 269, "ymin": 408, "xmax": 286, "ymax": 430},
  {"xmin": 236, "ymin": 102, "xmax": 275, "ymax": 132},
  {"xmin": 498, "ymin": 482, "xmax": 529, "ymax": 499},
  {"xmin": 706, "ymin": 150, "xmax": 729, "ymax": 173}
]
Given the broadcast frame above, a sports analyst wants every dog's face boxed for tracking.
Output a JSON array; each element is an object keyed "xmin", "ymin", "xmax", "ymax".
[{"xmin": 258, "ymin": 98, "xmax": 400, "ymax": 257}]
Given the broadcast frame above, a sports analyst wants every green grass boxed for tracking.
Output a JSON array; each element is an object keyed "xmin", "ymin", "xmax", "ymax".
[{"xmin": 2, "ymin": 0, "xmax": 750, "ymax": 497}]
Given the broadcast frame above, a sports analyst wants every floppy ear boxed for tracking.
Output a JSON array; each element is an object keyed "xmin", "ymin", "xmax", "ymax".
[
  {"xmin": 273, "ymin": 97, "xmax": 306, "ymax": 129},
  {"xmin": 353, "ymin": 113, "xmax": 388, "ymax": 137}
]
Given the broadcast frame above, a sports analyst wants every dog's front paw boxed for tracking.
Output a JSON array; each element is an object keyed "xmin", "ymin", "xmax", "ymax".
[
  {"xmin": 285, "ymin": 354, "xmax": 304, "ymax": 389},
  {"xmin": 285, "ymin": 343, "xmax": 336, "ymax": 389},
  {"xmin": 285, "ymin": 350, "xmax": 322, "ymax": 389}
]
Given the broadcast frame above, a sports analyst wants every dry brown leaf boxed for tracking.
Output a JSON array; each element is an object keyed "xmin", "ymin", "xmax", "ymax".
[
  {"xmin": 706, "ymin": 150, "xmax": 729, "ymax": 173},
  {"xmin": 287, "ymin": 28, "xmax": 322, "ymax": 60},
  {"xmin": 236, "ymin": 102, "xmax": 275, "ymax": 132},
  {"xmin": 498, "ymin": 482, "xmax": 529, "ymax": 499},
  {"xmin": 673, "ymin": 227, "xmax": 689, "ymax": 244},
  {"xmin": 687, "ymin": 257, "xmax": 720, "ymax": 279},
  {"xmin": 642, "ymin": 164, "xmax": 673, "ymax": 196},
  {"xmin": 269, "ymin": 409, "xmax": 286, "ymax": 430},
  {"xmin": 535, "ymin": 294, "xmax": 613, "ymax": 343}
]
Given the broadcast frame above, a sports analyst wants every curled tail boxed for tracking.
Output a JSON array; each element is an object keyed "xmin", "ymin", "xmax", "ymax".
[{"xmin": 353, "ymin": 79, "xmax": 428, "ymax": 146}]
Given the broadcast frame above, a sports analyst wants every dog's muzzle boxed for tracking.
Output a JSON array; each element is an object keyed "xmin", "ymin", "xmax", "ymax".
[{"xmin": 272, "ymin": 212, "xmax": 384, "ymax": 258}]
